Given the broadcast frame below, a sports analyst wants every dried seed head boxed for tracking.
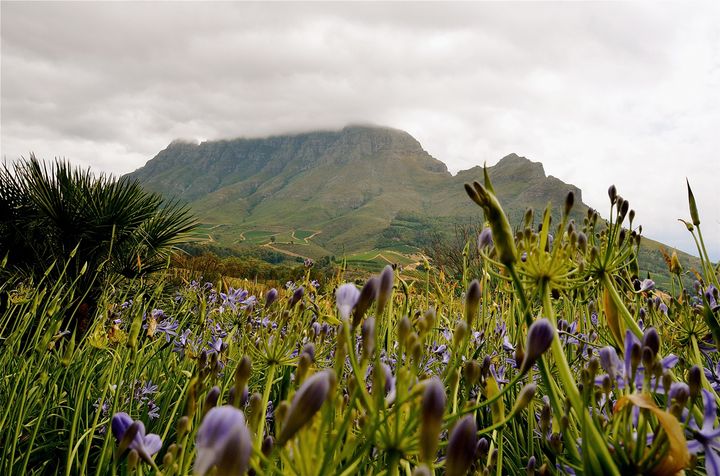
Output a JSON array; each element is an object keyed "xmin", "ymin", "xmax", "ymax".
[{"xmin": 445, "ymin": 415, "xmax": 478, "ymax": 476}]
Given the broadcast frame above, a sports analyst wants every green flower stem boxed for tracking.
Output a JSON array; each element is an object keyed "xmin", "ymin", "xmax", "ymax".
[
  {"xmin": 541, "ymin": 280, "xmax": 620, "ymax": 476},
  {"xmin": 601, "ymin": 273, "xmax": 643, "ymax": 339},
  {"xmin": 507, "ymin": 265, "xmax": 582, "ymax": 463},
  {"xmin": 341, "ymin": 319, "xmax": 374, "ymax": 412},
  {"xmin": 696, "ymin": 226, "xmax": 719, "ymax": 287},
  {"xmin": 255, "ymin": 363, "xmax": 277, "ymax": 452},
  {"xmin": 691, "ymin": 335, "xmax": 720, "ymax": 407}
]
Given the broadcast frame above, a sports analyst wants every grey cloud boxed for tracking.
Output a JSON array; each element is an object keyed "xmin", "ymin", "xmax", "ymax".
[{"xmin": 2, "ymin": 1, "xmax": 718, "ymax": 258}]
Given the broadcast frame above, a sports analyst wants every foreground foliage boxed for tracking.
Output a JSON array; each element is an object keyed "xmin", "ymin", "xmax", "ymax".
[{"xmin": 0, "ymin": 173, "xmax": 718, "ymax": 475}]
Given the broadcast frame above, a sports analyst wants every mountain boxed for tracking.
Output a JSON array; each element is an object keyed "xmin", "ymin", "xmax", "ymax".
[{"xmin": 126, "ymin": 125, "xmax": 698, "ymax": 284}]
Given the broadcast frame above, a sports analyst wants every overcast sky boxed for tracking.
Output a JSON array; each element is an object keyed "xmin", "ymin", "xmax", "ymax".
[{"xmin": 2, "ymin": 1, "xmax": 718, "ymax": 259}]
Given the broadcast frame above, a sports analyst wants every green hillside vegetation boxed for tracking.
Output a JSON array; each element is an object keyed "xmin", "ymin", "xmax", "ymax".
[{"xmin": 127, "ymin": 126, "xmax": 705, "ymax": 287}]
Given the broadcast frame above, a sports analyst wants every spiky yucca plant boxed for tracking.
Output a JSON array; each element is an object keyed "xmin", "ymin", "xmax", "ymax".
[{"xmin": 0, "ymin": 155, "xmax": 196, "ymax": 329}]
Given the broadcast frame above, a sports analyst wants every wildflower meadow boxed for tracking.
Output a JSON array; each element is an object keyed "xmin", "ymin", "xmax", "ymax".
[{"xmin": 1, "ymin": 168, "xmax": 719, "ymax": 476}]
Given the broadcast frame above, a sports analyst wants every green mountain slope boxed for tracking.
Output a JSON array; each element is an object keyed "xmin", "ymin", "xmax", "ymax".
[{"xmin": 126, "ymin": 125, "xmax": 701, "ymax": 284}]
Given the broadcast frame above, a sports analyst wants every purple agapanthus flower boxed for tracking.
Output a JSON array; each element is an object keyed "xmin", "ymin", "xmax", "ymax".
[
  {"xmin": 687, "ymin": 389, "xmax": 720, "ymax": 475},
  {"xmin": 638, "ymin": 279, "xmax": 655, "ymax": 293},
  {"xmin": 596, "ymin": 330, "xmax": 677, "ymax": 392},
  {"xmin": 208, "ymin": 335, "xmax": 223, "ymax": 354},
  {"xmin": 195, "ymin": 406, "xmax": 252, "ymax": 475},
  {"xmin": 173, "ymin": 329, "xmax": 196, "ymax": 357},
  {"xmin": 219, "ymin": 287, "xmax": 256, "ymax": 314},
  {"xmin": 111, "ymin": 412, "xmax": 162, "ymax": 462},
  {"xmin": 705, "ymin": 361, "xmax": 720, "ymax": 393}
]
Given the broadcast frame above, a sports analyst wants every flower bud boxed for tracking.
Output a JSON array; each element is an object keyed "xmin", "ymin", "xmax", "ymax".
[
  {"xmin": 453, "ymin": 320, "xmax": 468, "ymax": 348},
  {"xmin": 248, "ymin": 392, "xmax": 263, "ymax": 431},
  {"xmin": 477, "ymin": 437, "xmax": 489, "ymax": 456},
  {"xmin": 465, "ymin": 179, "xmax": 518, "ymax": 266},
  {"xmin": 564, "ymin": 191, "xmax": 574, "ymax": 216},
  {"xmin": 577, "ymin": 231, "xmax": 587, "ymax": 252},
  {"xmin": 670, "ymin": 251, "xmax": 683, "ymax": 275},
  {"xmin": 445, "ymin": 415, "xmax": 477, "ymax": 476},
  {"xmin": 289, "ymin": 287, "xmax": 304, "ymax": 309},
  {"xmin": 265, "ymin": 288, "xmax": 278, "ymax": 307},
  {"xmin": 641, "ymin": 347, "xmax": 655, "ymax": 369},
  {"xmin": 336, "ymin": 283, "xmax": 360, "ymax": 321},
  {"xmin": 463, "ymin": 360, "xmax": 481, "ymax": 387},
  {"xmin": 353, "ymin": 277, "xmax": 378, "ymax": 328},
  {"xmin": 512, "ymin": 383, "xmax": 536, "ymax": 414},
  {"xmin": 398, "ymin": 315, "xmax": 411, "ymax": 347},
  {"xmin": 608, "ymin": 185, "xmax": 617, "ymax": 204},
  {"xmin": 297, "ymin": 352, "xmax": 313, "ymax": 384},
  {"xmin": 195, "ymin": 406, "xmax": 252, "ymax": 476},
  {"xmin": 376, "ymin": 265, "xmax": 395, "ymax": 315},
  {"xmin": 423, "ymin": 308, "xmax": 436, "ymax": 333},
  {"xmin": 642, "ymin": 327, "xmax": 660, "ymax": 358},
  {"xmin": 127, "ymin": 449, "xmax": 139, "ymax": 470},
  {"xmin": 413, "ymin": 465, "xmax": 431, "ymax": 476},
  {"xmin": 277, "ymin": 370, "xmax": 333, "ymax": 445},
  {"xmin": 262, "ymin": 435, "xmax": 274, "ymax": 457},
  {"xmin": 688, "ymin": 365, "xmax": 702, "ymax": 400},
  {"xmin": 177, "ymin": 416, "xmax": 190, "ymax": 438},
  {"xmin": 465, "ymin": 280, "xmax": 481, "ymax": 330},
  {"xmin": 420, "ymin": 378, "xmax": 446, "ymax": 463},
  {"xmin": 361, "ymin": 317, "xmax": 375, "ymax": 360},
  {"xmin": 203, "ymin": 386, "xmax": 220, "ymax": 417},
  {"xmin": 686, "ymin": 179, "xmax": 701, "ymax": 226},
  {"xmin": 519, "ymin": 319, "xmax": 555, "ymax": 375},
  {"xmin": 478, "ymin": 228, "xmax": 493, "ymax": 250},
  {"xmin": 527, "ymin": 456, "xmax": 537, "ymax": 475}
]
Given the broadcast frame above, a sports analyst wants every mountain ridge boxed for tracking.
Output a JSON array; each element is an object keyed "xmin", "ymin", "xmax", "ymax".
[{"xmin": 126, "ymin": 125, "xmax": 694, "ymax": 286}]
